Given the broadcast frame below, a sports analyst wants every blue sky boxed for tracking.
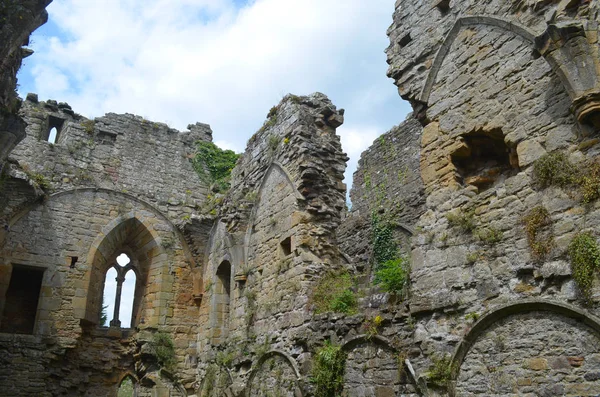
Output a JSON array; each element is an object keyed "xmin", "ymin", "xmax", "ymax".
[{"xmin": 18, "ymin": 0, "xmax": 411, "ymax": 192}]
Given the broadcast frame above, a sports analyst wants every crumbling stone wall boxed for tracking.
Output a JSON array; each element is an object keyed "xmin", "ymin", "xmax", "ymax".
[
  {"xmin": 195, "ymin": 93, "xmax": 351, "ymax": 396},
  {"xmin": 0, "ymin": 0, "xmax": 51, "ymax": 166},
  {"xmin": 379, "ymin": 0, "xmax": 600, "ymax": 395},
  {"xmin": 340, "ymin": 117, "xmax": 425, "ymax": 272},
  {"xmin": 4, "ymin": 0, "xmax": 600, "ymax": 396},
  {"xmin": 0, "ymin": 95, "xmax": 212, "ymax": 395}
]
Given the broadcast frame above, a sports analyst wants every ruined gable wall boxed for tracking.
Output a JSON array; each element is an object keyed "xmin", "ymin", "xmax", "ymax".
[
  {"xmin": 339, "ymin": 117, "xmax": 425, "ymax": 272},
  {"xmin": 0, "ymin": 97, "xmax": 215, "ymax": 395},
  {"xmin": 194, "ymin": 93, "xmax": 356, "ymax": 396},
  {"xmin": 377, "ymin": 0, "xmax": 600, "ymax": 394}
]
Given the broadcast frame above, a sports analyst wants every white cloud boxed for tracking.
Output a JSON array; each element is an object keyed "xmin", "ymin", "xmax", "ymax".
[{"xmin": 20, "ymin": 0, "xmax": 412, "ymax": 196}]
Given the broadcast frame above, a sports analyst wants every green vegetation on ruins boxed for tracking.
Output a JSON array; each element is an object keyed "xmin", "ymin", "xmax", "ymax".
[
  {"xmin": 311, "ymin": 271, "xmax": 357, "ymax": 314},
  {"xmin": 532, "ymin": 152, "xmax": 600, "ymax": 203},
  {"xmin": 149, "ymin": 332, "xmax": 177, "ymax": 372},
  {"xmin": 522, "ymin": 206, "xmax": 553, "ymax": 260},
  {"xmin": 372, "ymin": 214, "xmax": 410, "ymax": 295},
  {"xmin": 311, "ymin": 341, "xmax": 346, "ymax": 397},
  {"xmin": 568, "ymin": 232, "xmax": 600, "ymax": 302},
  {"xmin": 192, "ymin": 141, "xmax": 240, "ymax": 193}
]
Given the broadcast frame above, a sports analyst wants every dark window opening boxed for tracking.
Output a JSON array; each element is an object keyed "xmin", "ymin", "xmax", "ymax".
[
  {"xmin": 435, "ymin": 0, "xmax": 451, "ymax": 14},
  {"xmin": 0, "ymin": 266, "xmax": 44, "ymax": 334},
  {"xmin": 280, "ymin": 237, "xmax": 292, "ymax": 256},
  {"xmin": 45, "ymin": 115, "xmax": 65, "ymax": 143},
  {"xmin": 398, "ymin": 33, "xmax": 412, "ymax": 48},
  {"xmin": 451, "ymin": 128, "xmax": 518, "ymax": 192},
  {"xmin": 70, "ymin": 256, "xmax": 78, "ymax": 269},
  {"xmin": 214, "ymin": 261, "xmax": 231, "ymax": 342}
]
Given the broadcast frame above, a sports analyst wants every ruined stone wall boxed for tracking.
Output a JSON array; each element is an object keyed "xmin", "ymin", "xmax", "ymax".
[
  {"xmin": 0, "ymin": 0, "xmax": 51, "ymax": 165},
  {"xmin": 0, "ymin": 97, "xmax": 212, "ymax": 395},
  {"xmin": 377, "ymin": 0, "xmax": 600, "ymax": 395},
  {"xmin": 194, "ymin": 93, "xmax": 351, "ymax": 396},
  {"xmin": 340, "ymin": 118, "xmax": 425, "ymax": 272}
]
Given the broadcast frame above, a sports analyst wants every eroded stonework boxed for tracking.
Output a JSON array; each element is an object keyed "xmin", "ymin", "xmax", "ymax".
[{"xmin": 2, "ymin": 0, "xmax": 600, "ymax": 396}]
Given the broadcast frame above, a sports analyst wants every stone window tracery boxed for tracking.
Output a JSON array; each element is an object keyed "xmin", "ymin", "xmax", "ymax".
[{"xmin": 102, "ymin": 253, "xmax": 137, "ymax": 328}]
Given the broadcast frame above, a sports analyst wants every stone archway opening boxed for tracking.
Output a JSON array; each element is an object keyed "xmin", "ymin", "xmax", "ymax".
[{"xmin": 451, "ymin": 128, "xmax": 519, "ymax": 191}]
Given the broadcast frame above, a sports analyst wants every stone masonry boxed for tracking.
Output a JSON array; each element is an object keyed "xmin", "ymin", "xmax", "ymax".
[{"xmin": 1, "ymin": 0, "xmax": 600, "ymax": 396}]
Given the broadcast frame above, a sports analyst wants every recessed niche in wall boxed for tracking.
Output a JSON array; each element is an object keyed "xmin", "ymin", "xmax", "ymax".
[
  {"xmin": 280, "ymin": 236, "xmax": 292, "ymax": 256},
  {"xmin": 0, "ymin": 265, "xmax": 45, "ymax": 334},
  {"xmin": 451, "ymin": 128, "xmax": 519, "ymax": 191},
  {"xmin": 398, "ymin": 33, "xmax": 412, "ymax": 48},
  {"xmin": 435, "ymin": 0, "xmax": 450, "ymax": 14}
]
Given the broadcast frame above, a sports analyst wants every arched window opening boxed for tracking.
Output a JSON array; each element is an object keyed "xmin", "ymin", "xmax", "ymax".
[
  {"xmin": 117, "ymin": 375, "xmax": 137, "ymax": 397},
  {"xmin": 45, "ymin": 115, "xmax": 65, "ymax": 143},
  {"xmin": 48, "ymin": 127, "xmax": 58, "ymax": 144},
  {"xmin": 101, "ymin": 253, "xmax": 136, "ymax": 328},
  {"xmin": 101, "ymin": 267, "xmax": 117, "ymax": 327},
  {"xmin": 213, "ymin": 261, "xmax": 231, "ymax": 342}
]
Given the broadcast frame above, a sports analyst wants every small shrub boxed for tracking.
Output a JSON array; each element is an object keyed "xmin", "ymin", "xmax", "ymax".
[
  {"xmin": 150, "ymin": 332, "xmax": 176, "ymax": 371},
  {"xmin": 446, "ymin": 210, "xmax": 476, "ymax": 233},
  {"xmin": 475, "ymin": 227, "xmax": 503, "ymax": 245},
  {"xmin": 192, "ymin": 141, "xmax": 240, "ymax": 193},
  {"xmin": 375, "ymin": 257, "xmax": 409, "ymax": 295},
  {"xmin": 522, "ymin": 206, "xmax": 553, "ymax": 260},
  {"xmin": 267, "ymin": 106, "xmax": 278, "ymax": 119},
  {"xmin": 330, "ymin": 289, "xmax": 357, "ymax": 314},
  {"xmin": 466, "ymin": 251, "xmax": 480, "ymax": 264},
  {"xmin": 427, "ymin": 354, "xmax": 454, "ymax": 388},
  {"xmin": 532, "ymin": 152, "xmax": 579, "ymax": 188},
  {"xmin": 568, "ymin": 232, "xmax": 600, "ymax": 302},
  {"xmin": 268, "ymin": 135, "xmax": 281, "ymax": 151},
  {"xmin": 363, "ymin": 315, "xmax": 383, "ymax": 339},
  {"xmin": 215, "ymin": 351, "xmax": 235, "ymax": 368},
  {"xmin": 464, "ymin": 312, "xmax": 479, "ymax": 322},
  {"xmin": 81, "ymin": 119, "xmax": 95, "ymax": 134},
  {"xmin": 311, "ymin": 272, "xmax": 357, "ymax": 314},
  {"xmin": 580, "ymin": 160, "xmax": 600, "ymax": 204},
  {"xmin": 311, "ymin": 341, "xmax": 346, "ymax": 397}
]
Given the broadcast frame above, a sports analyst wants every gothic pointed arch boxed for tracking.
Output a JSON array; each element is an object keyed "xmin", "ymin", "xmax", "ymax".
[{"xmin": 83, "ymin": 214, "xmax": 167, "ymax": 327}]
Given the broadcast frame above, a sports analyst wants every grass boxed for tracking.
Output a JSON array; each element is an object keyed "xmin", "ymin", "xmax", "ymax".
[
  {"xmin": 311, "ymin": 271, "xmax": 357, "ymax": 315},
  {"xmin": 446, "ymin": 210, "xmax": 476, "ymax": 233},
  {"xmin": 311, "ymin": 341, "xmax": 346, "ymax": 397},
  {"xmin": 522, "ymin": 206, "xmax": 553, "ymax": 260}
]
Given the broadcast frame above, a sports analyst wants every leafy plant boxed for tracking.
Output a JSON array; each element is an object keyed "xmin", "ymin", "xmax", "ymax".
[
  {"xmin": 446, "ymin": 210, "xmax": 476, "ymax": 233},
  {"xmin": 150, "ymin": 332, "xmax": 176, "ymax": 371},
  {"xmin": 216, "ymin": 351, "xmax": 235, "ymax": 368},
  {"xmin": 311, "ymin": 341, "xmax": 346, "ymax": 397},
  {"xmin": 329, "ymin": 289, "xmax": 357, "ymax": 314},
  {"xmin": 568, "ymin": 232, "xmax": 600, "ymax": 302},
  {"xmin": 375, "ymin": 257, "xmax": 409, "ymax": 295},
  {"xmin": 580, "ymin": 160, "xmax": 600, "ymax": 204},
  {"xmin": 464, "ymin": 312, "xmax": 480, "ymax": 322},
  {"xmin": 532, "ymin": 152, "xmax": 579, "ymax": 188},
  {"xmin": 81, "ymin": 119, "xmax": 95, "ymax": 134},
  {"xmin": 522, "ymin": 206, "xmax": 553, "ymax": 260},
  {"xmin": 192, "ymin": 141, "xmax": 240, "ymax": 193},
  {"xmin": 268, "ymin": 135, "xmax": 281, "ymax": 152},
  {"xmin": 426, "ymin": 354, "xmax": 454, "ymax": 388},
  {"xmin": 311, "ymin": 272, "xmax": 357, "ymax": 314},
  {"xmin": 363, "ymin": 315, "xmax": 383, "ymax": 339},
  {"xmin": 371, "ymin": 214, "xmax": 399, "ymax": 267},
  {"xmin": 474, "ymin": 227, "xmax": 503, "ymax": 245}
]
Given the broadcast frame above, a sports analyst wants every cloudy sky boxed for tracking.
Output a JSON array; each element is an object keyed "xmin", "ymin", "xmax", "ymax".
[{"xmin": 18, "ymin": 0, "xmax": 412, "ymax": 195}]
